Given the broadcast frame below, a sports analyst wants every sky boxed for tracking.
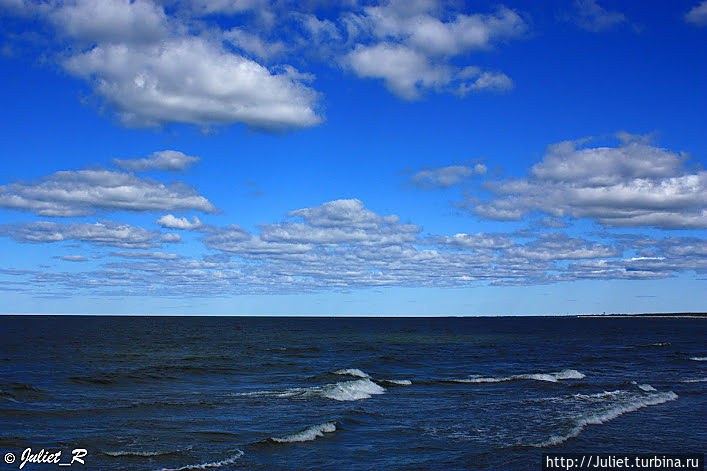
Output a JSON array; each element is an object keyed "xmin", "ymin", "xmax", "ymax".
[{"xmin": 0, "ymin": 0, "xmax": 705, "ymax": 316}]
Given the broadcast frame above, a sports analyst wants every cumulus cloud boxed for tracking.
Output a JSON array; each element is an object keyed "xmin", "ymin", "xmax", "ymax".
[
  {"xmin": 410, "ymin": 164, "xmax": 487, "ymax": 189},
  {"xmin": 343, "ymin": 2, "xmax": 525, "ymax": 98},
  {"xmin": 685, "ymin": 1, "xmax": 707, "ymax": 26},
  {"xmin": 571, "ymin": 0, "xmax": 626, "ymax": 32},
  {"xmin": 113, "ymin": 150, "xmax": 201, "ymax": 172},
  {"xmin": 360, "ymin": 2, "xmax": 525, "ymax": 54},
  {"xmin": 346, "ymin": 42, "xmax": 447, "ymax": 99},
  {"xmin": 224, "ymin": 27, "xmax": 286, "ymax": 59},
  {"xmin": 505, "ymin": 233, "xmax": 619, "ymax": 261},
  {"xmin": 0, "ymin": 169, "xmax": 217, "ymax": 216},
  {"xmin": 467, "ymin": 135, "xmax": 707, "ymax": 229},
  {"xmin": 203, "ymin": 199, "xmax": 420, "ymax": 256},
  {"xmin": 49, "ymin": 0, "xmax": 169, "ymax": 45},
  {"xmin": 186, "ymin": 0, "xmax": 270, "ymax": 17},
  {"xmin": 288, "ymin": 198, "xmax": 413, "ymax": 230},
  {"xmin": 2, "ymin": 0, "xmax": 526, "ymax": 122},
  {"xmin": 160, "ymin": 233, "xmax": 182, "ymax": 243},
  {"xmin": 0, "ymin": 221, "xmax": 163, "ymax": 248},
  {"xmin": 64, "ymin": 36, "xmax": 322, "ymax": 129},
  {"xmin": 6, "ymin": 0, "xmax": 322, "ymax": 130},
  {"xmin": 430, "ymin": 232, "xmax": 514, "ymax": 250},
  {"xmin": 156, "ymin": 214, "xmax": 204, "ymax": 230}
]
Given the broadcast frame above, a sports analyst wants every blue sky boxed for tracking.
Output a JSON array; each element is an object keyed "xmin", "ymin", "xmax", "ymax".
[{"xmin": 0, "ymin": 0, "xmax": 705, "ymax": 315}]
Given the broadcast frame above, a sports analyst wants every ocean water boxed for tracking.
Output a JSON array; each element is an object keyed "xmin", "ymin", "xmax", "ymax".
[{"xmin": 0, "ymin": 316, "xmax": 704, "ymax": 470}]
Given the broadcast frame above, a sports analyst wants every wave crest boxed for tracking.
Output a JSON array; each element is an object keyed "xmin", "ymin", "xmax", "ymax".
[
  {"xmin": 537, "ymin": 390, "xmax": 678, "ymax": 447},
  {"xmin": 238, "ymin": 378, "xmax": 386, "ymax": 402},
  {"xmin": 320, "ymin": 378, "xmax": 386, "ymax": 401},
  {"xmin": 454, "ymin": 369, "xmax": 585, "ymax": 384},
  {"xmin": 158, "ymin": 450, "xmax": 244, "ymax": 471},
  {"xmin": 332, "ymin": 368, "xmax": 369, "ymax": 378},
  {"xmin": 272, "ymin": 422, "xmax": 336, "ymax": 443},
  {"xmin": 382, "ymin": 379, "xmax": 412, "ymax": 385},
  {"xmin": 681, "ymin": 377, "xmax": 707, "ymax": 383}
]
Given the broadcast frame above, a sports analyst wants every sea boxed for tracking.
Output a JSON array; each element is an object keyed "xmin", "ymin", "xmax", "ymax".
[{"xmin": 0, "ymin": 316, "xmax": 704, "ymax": 470}]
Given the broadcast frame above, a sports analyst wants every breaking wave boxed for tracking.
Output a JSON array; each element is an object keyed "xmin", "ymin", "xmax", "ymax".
[
  {"xmin": 332, "ymin": 368, "xmax": 370, "ymax": 378},
  {"xmin": 453, "ymin": 369, "xmax": 585, "ymax": 384},
  {"xmin": 680, "ymin": 377, "xmax": 707, "ymax": 383},
  {"xmin": 318, "ymin": 379, "xmax": 386, "ymax": 401},
  {"xmin": 158, "ymin": 450, "xmax": 244, "ymax": 471},
  {"xmin": 235, "ymin": 378, "xmax": 386, "ymax": 402},
  {"xmin": 689, "ymin": 357, "xmax": 706, "ymax": 361},
  {"xmin": 382, "ymin": 379, "xmax": 412, "ymax": 385},
  {"xmin": 105, "ymin": 449, "xmax": 182, "ymax": 458},
  {"xmin": 272, "ymin": 422, "xmax": 337, "ymax": 443},
  {"xmin": 536, "ymin": 390, "xmax": 678, "ymax": 447}
]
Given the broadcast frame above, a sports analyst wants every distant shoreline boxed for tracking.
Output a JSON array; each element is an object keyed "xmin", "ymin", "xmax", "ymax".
[
  {"xmin": 578, "ymin": 312, "xmax": 706, "ymax": 318},
  {"xmin": 0, "ymin": 312, "xmax": 705, "ymax": 318}
]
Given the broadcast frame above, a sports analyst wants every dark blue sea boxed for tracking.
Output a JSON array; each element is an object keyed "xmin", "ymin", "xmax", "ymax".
[{"xmin": 0, "ymin": 316, "xmax": 704, "ymax": 470}]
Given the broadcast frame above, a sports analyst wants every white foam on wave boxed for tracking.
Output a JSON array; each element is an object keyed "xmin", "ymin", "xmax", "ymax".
[
  {"xmin": 637, "ymin": 384, "xmax": 657, "ymax": 392},
  {"xmin": 332, "ymin": 368, "xmax": 369, "ymax": 378},
  {"xmin": 536, "ymin": 390, "xmax": 678, "ymax": 447},
  {"xmin": 689, "ymin": 356, "xmax": 706, "ymax": 361},
  {"xmin": 455, "ymin": 369, "xmax": 585, "ymax": 384},
  {"xmin": 272, "ymin": 422, "xmax": 336, "ymax": 443},
  {"xmin": 681, "ymin": 377, "xmax": 707, "ymax": 383},
  {"xmin": 382, "ymin": 379, "xmax": 412, "ymax": 385},
  {"xmin": 240, "ymin": 378, "xmax": 386, "ymax": 402},
  {"xmin": 158, "ymin": 450, "xmax": 244, "ymax": 471},
  {"xmin": 232, "ymin": 390, "xmax": 274, "ymax": 397},
  {"xmin": 106, "ymin": 450, "xmax": 177, "ymax": 457},
  {"xmin": 571, "ymin": 390, "xmax": 624, "ymax": 400},
  {"xmin": 320, "ymin": 378, "xmax": 386, "ymax": 401},
  {"xmin": 552, "ymin": 369, "xmax": 586, "ymax": 380}
]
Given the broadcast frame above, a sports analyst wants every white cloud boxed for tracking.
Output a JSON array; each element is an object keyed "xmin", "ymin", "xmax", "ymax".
[
  {"xmin": 505, "ymin": 233, "xmax": 619, "ymax": 261},
  {"xmin": 160, "ymin": 233, "xmax": 182, "ymax": 243},
  {"xmin": 113, "ymin": 150, "xmax": 201, "ymax": 172},
  {"xmin": 186, "ymin": 0, "xmax": 270, "ymax": 16},
  {"xmin": 3, "ymin": 0, "xmax": 524, "ymax": 122},
  {"xmin": 64, "ymin": 36, "xmax": 322, "ymax": 129},
  {"xmin": 287, "ymin": 198, "xmax": 414, "ymax": 230},
  {"xmin": 110, "ymin": 250, "xmax": 181, "ymax": 260},
  {"xmin": 49, "ymin": 0, "xmax": 168, "ymax": 45},
  {"xmin": 571, "ymin": 0, "xmax": 626, "ymax": 32},
  {"xmin": 0, "ymin": 169, "xmax": 216, "ymax": 217},
  {"xmin": 156, "ymin": 214, "xmax": 204, "ymax": 230},
  {"xmin": 346, "ymin": 42, "xmax": 447, "ymax": 99},
  {"xmin": 410, "ymin": 164, "xmax": 487, "ymax": 189},
  {"xmin": 343, "ymin": 2, "xmax": 525, "ymax": 98},
  {"xmin": 59, "ymin": 255, "xmax": 89, "ymax": 262},
  {"xmin": 361, "ymin": 2, "xmax": 525, "ymax": 55},
  {"xmin": 431, "ymin": 232, "xmax": 514, "ymax": 250},
  {"xmin": 224, "ymin": 28, "xmax": 286, "ymax": 59},
  {"xmin": 1, "ymin": 0, "xmax": 323, "ymax": 130},
  {"xmin": 1, "ymin": 221, "xmax": 163, "ymax": 248},
  {"xmin": 457, "ymin": 69, "xmax": 513, "ymax": 95},
  {"xmin": 468, "ymin": 135, "xmax": 707, "ymax": 229},
  {"xmin": 5, "ymin": 199, "xmax": 705, "ymax": 296},
  {"xmin": 685, "ymin": 1, "xmax": 707, "ymax": 26}
]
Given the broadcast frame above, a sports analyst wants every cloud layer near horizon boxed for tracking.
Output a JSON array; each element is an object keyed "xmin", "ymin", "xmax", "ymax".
[
  {"xmin": 1, "ymin": 196, "xmax": 705, "ymax": 297},
  {"xmin": 0, "ymin": 131, "xmax": 704, "ymax": 297}
]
